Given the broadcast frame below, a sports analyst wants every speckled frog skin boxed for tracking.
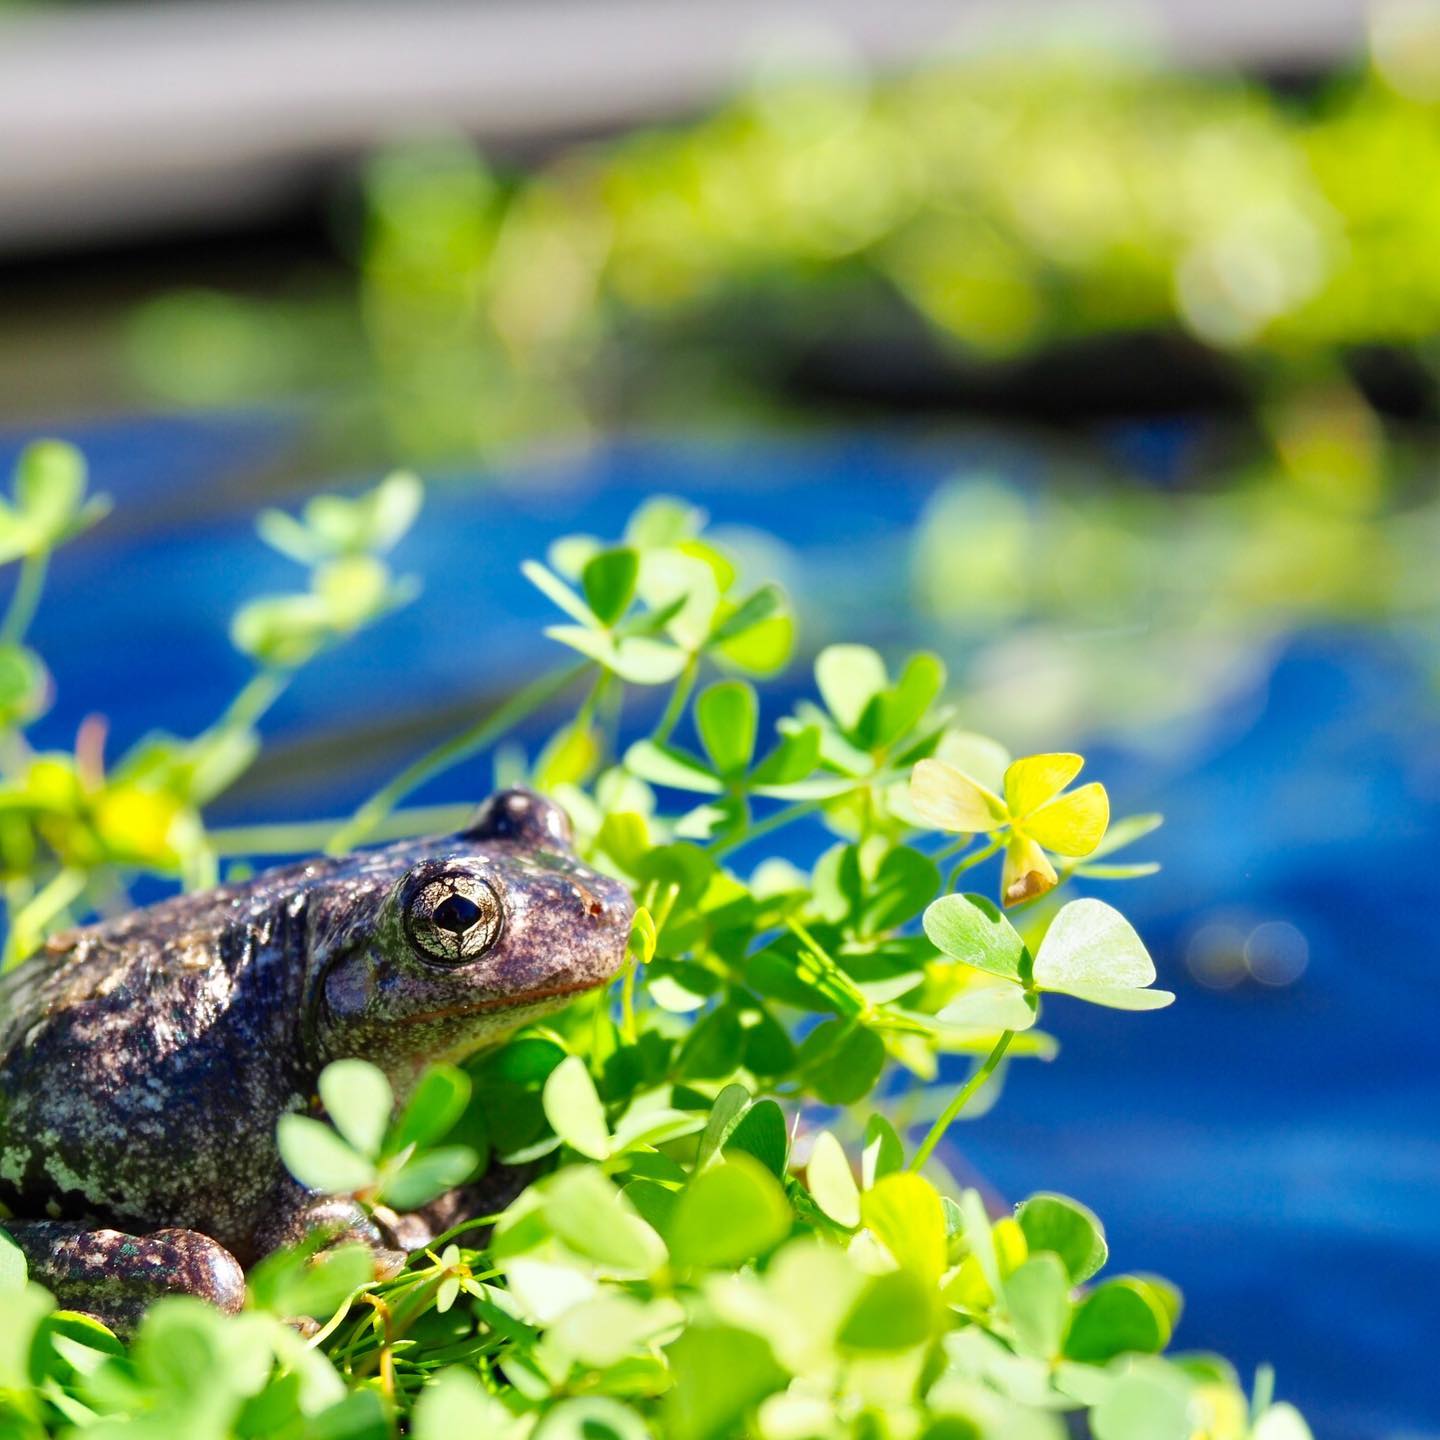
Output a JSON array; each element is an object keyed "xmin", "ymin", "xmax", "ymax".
[{"xmin": 0, "ymin": 789, "xmax": 631, "ymax": 1332}]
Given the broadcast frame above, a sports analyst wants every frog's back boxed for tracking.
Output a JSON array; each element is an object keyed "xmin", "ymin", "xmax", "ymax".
[{"xmin": 0, "ymin": 869, "xmax": 317, "ymax": 1239}]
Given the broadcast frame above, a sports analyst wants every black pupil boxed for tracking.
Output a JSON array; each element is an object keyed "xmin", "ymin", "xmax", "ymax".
[{"xmin": 432, "ymin": 893, "xmax": 483, "ymax": 935}]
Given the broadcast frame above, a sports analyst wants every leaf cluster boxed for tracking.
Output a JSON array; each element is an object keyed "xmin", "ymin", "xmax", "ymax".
[{"xmin": 0, "ymin": 463, "xmax": 1305, "ymax": 1440}]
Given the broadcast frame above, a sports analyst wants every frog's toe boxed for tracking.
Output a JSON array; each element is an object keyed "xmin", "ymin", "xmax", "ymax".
[{"xmin": 4, "ymin": 1221, "xmax": 244, "ymax": 1336}]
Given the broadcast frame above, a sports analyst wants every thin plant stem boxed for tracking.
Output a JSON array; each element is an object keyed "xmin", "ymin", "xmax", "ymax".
[
  {"xmin": 4, "ymin": 866, "xmax": 86, "ymax": 969},
  {"xmin": 908, "ymin": 1029, "xmax": 1015, "ymax": 1173},
  {"xmin": 0, "ymin": 551, "xmax": 47, "ymax": 647},
  {"xmin": 651, "ymin": 656, "xmax": 699, "ymax": 744},
  {"xmin": 945, "ymin": 834, "xmax": 1003, "ymax": 891},
  {"xmin": 327, "ymin": 661, "xmax": 591, "ymax": 854},
  {"xmin": 216, "ymin": 667, "xmax": 291, "ymax": 735},
  {"xmin": 709, "ymin": 797, "xmax": 822, "ymax": 857}
]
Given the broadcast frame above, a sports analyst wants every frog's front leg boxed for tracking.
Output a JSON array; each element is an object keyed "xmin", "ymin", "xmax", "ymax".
[{"xmin": 4, "ymin": 1220, "xmax": 245, "ymax": 1336}]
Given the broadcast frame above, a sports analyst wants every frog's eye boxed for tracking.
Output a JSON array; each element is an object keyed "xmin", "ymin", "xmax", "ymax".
[{"xmin": 404, "ymin": 873, "xmax": 504, "ymax": 964}]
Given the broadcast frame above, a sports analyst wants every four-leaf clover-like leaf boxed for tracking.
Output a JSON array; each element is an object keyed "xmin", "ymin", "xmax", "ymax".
[
  {"xmin": 924, "ymin": 892, "xmax": 1173, "ymax": 1020},
  {"xmin": 911, "ymin": 751, "xmax": 1110, "ymax": 906}
]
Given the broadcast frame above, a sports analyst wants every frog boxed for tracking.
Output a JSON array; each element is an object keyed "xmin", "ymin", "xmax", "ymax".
[{"xmin": 0, "ymin": 788, "xmax": 632, "ymax": 1334}]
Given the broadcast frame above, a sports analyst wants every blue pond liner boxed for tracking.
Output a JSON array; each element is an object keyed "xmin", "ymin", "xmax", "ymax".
[{"xmin": 0, "ymin": 413, "xmax": 1436, "ymax": 1440}]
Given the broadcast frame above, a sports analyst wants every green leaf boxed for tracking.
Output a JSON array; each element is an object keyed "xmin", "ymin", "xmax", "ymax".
[
  {"xmin": 277, "ymin": 1114, "xmax": 378, "ymax": 1195},
  {"xmin": 15, "ymin": 440, "xmax": 94, "ymax": 546},
  {"xmin": 413, "ymin": 1367, "xmax": 516, "ymax": 1440},
  {"xmin": 806, "ymin": 1131, "xmax": 860, "ymax": 1227},
  {"xmin": 862, "ymin": 1114, "xmax": 905, "ymax": 1187},
  {"xmin": 392, "ymin": 1063, "xmax": 472, "ymax": 1152},
  {"xmin": 625, "ymin": 495, "xmax": 704, "ymax": 549},
  {"xmin": 1032, "ymin": 899, "xmax": 1164, "ymax": 1000},
  {"xmin": 535, "ymin": 1397, "xmax": 653, "ymax": 1440},
  {"xmin": 581, "ymin": 547, "xmax": 640, "ymax": 626},
  {"xmin": 1048, "ymin": 983, "xmax": 1176, "ymax": 1011},
  {"xmin": 543, "ymin": 1166, "xmax": 666, "ymax": 1275},
  {"xmin": 667, "ymin": 1155, "xmax": 792, "ymax": 1269},
  {"xmin": 710, "ymin": 583, "xmax": 781, "ymax": 642},
  {"xmin": 663, "ymin": 1323, "xmax": 786, "ymax": 1440},
  {"xmin": 318, "ymin": 1059, "xmax": 393, "ymax": 1160},
  {"xmin": 936, "ymin": 984, "xmax": 1038, "ymax": 1031},
  {"xmin": 722, "ymin": 1099, "xmax": 789, "ymax": 1178},
  {"xmin": 542, "ymin": 1055, "xmax": 611, "ymax": 1160},
  {"xmin": 798, "ymin": 1021, "xmax": 885, "ymax": 1104},
  {"xmin": 924, "ymin": 893, "xmax": 1027, "ymax": 982},
  {"xmin": 694, "ymin": 1083, "xmax": 753, "ymax": 1170},
  {"xmin": 838, "ymin": 1268, "xmax": 937, "ymax": 1351},
  {"xmin": 1253, "ymin": 1404, "xmax": 1316, "ymax": 1440},
  {"xmin": 750, "ymin": 725, "xmax": 820, "ymax": 789},
  {"xmin": 1004, "ymin": 1253, "xmax": 1073, "ymax": 1360},
  {"xmin": 696, "ymin": 680, "xmax": 758, "ymax": 776},
  {"xmin": 1065, "ymin": 1278, "xmax": 1175, "ymax": 1363},
  {"xmin": 717, "ymin": 610, "xmax": 794, "ymax": 676},
  {"xmin": 624, "ymin": 739, "xmax": 723, "ymax": 794},
  {"xmin": 523, "ymin": 560, "xmax": 597, "ymax": 626},
  {"xmin": 0, "ymin": 1226, "xmax": 26, "ymax": 1294},
  {"xmin": 862, "ymin": 1172, "xmax": 947, "ymax": 1285},
  {"xmin": 676, "ymin": 1004, "xmax": 745, "ymax": 1081},
  {"xmin": 1016, "ymin": 1193, "xmax": 1108, "ymax": 1283},
  {"xmin": 874, "ymin": 652, "xmax": 946, "ymax": 747},
  {"xmin": 861, "ymin": 845, "xmax": 941, "ymax": 934},
  {"xmin": 381, "ymin": 1145, "xmax": 478, "ymax": 1210},
  {"xmin": 815, "ymin": 644, "xmax": 888, "ymax": 733},
  {"xmin": 1090, "ymin": 1357, "xmax": 1195, "ymax": 1440}
]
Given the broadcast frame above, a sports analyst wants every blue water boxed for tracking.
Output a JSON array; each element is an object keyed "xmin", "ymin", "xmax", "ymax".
[{"xmin": 1, "ymin": 414, "xmax": 1435, "ymax": 1440}]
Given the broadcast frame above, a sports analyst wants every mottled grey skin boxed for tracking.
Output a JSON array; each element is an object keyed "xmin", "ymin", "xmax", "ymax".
[{"xmin": 0, "ymin": 789, "xmax": 631, "ymax": 1333}]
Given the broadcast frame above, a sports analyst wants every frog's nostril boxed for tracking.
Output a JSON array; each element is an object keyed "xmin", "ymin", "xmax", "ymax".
[{"xmin": 568, "ymin": 879, "xmax": 606, "ymax": 919}]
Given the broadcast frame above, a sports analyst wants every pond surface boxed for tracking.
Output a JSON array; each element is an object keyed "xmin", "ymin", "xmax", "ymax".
[{"xmin": 1, "ymin": 413, "xmax": 1435, "ymax": 1440}]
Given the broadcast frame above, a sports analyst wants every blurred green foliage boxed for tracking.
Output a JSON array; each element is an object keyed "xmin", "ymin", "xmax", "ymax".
[
  {"xmin": 0, "ymin": 463, "xmax": 1308, "ymax": 1438},
  {"xmin": 127, "ymin": 39, "xmax": 1440, "ymax": 452},
  {"xmin": 118, "ymin": 36, "xmax": 1440, "ymax": 749}
]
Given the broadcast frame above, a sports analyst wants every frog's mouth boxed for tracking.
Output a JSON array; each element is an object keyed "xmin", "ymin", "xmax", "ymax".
[{"xmin": 401, "ymin": 978, "xmax": 599, "ymax": 1028}]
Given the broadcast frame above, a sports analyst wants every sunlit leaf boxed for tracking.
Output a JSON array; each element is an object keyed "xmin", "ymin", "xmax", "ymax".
[
  {"xmin": 806, "ymin": 1131, "xmax": 860, "ymax": 1227},
  {"xmin": 910, "ymin": 758, "xmax": 1007, "ymax": 833},
  {"xmin": 696, "ymin": 680, "xmax": 758, "ymax": 776},
  {"xmin": 862, "ymin": 1114, "xmax": 904, "ymax": 1187},
  {"xmin": 1003, "ymin": 753, "xmax": 1083, "ymax": 818},
  {"xmin": 815, "ymin": 644, "xmax": 888, "ymax": 733},
  {"xmin": 1005, "ymin": 1253, "xmax": 1073, "ymax": 1360},
  {"xmin": 924, "ymin": 893, "xmax": 1026, "ymax": 981},
  {"xmin": 934, "ymin": 730, "xmax": 1011, "ymax": 794},
  {"xmin": 838, "ymin": 1268, "xmax": 937, "ymax": 1351},
  {"xmin": 542, "ymin": 1055, "xmax": 611, "ymax": 1160},
  {"xmin": 381, "ymin": 1145, "xmax": 478, "ymax": 1210},
  {"xmin": 1017, "ymin": 1193, "xmax": 1108, "ymax": 1284},
  {"xmin": 1032, "ymin": 899, "xmax": 1159, "ymax": 998},
  {"xmin": 0, "ymin": 1226, "xmax": 26, "ymax": 1295},
  {"xmin": 1026, "ymin": 782, "xmax": 1110, "ymax": 857},
  {"xmin": 624, "ymin": 739, "xmax": 723, "ymax": 794},
  {"xmin": 936, "ymin": 984, "xmax": 1038, "ymax": 1031},
  {"xmin": 1065, "ymin": 1277, "xmax": 1176, "ymax": 1363},
  {"xmin": 277, "ymin": 1115, "xmax": 377, "ymax": 1195},
  {"xmin": 667, "ymin": 1156, "xmax": 791, "ymax": 1269},
  {"xmin": 318, "ymin": 1059, "xmax": 393, "ymax": 1160},
  {"xmin": 523, "ymin": 560, "xmax": 597, "ymax": 626},
  {"xmin": 862, "ymin": 1172, "xmax": 947, "ymax": 1285}
]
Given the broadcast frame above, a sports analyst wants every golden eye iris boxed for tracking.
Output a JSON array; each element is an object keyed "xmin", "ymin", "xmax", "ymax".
[{"xmin": 405, "ymin": 874, "xmax": 504, "ymax": 963}]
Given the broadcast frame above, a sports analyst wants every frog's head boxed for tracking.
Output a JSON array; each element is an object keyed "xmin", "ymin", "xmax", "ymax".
[{"xmin": 308, "ymin": 789, "xmax": 633, "ymax": 1091}]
